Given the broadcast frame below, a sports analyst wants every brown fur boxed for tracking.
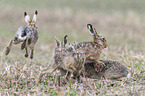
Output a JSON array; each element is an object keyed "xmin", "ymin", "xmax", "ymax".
[
  {"xmin": 81, "ymin": 60, "xmax": 129, "ymax": 80},
  {"xmin": 38, "ymin": 24, "xmax": 108, "ymax": 85},
  {"xmin": 38, "ymin": 35, "xmax": 86, "ymax": 86},
  {"xmin": 71, "ymin": 24, "xmax": 107, "ymax": 71}
]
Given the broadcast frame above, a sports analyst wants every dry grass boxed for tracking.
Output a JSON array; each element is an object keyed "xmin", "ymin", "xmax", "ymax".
[
  {"xmin": 0, "ymin": 0, "xmax": 145, "ymax": 95},
  {"xmin": 0, "ymin": 50, "xmax": 145, "ymax": 95}
]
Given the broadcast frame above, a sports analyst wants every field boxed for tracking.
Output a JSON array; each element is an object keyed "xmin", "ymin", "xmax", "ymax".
[{"xmin": 0, "ymin": 0, "xmax": 145, "ymax": 95}]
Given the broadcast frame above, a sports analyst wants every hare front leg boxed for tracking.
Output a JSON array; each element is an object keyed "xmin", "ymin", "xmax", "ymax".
[
  {"xmin": 21, "ymin": 38, "xmax": 28, "ymax": 50},
  {"xmin": 25, "ymin": 47, "xmax": 28, "ymax": 58},
  {"xmin": 94, "ymin": 60, "xmax": 105, "ymax": 72},
  {"xmin": 56, "ymin": 68, "xmax": 71, "ymax": 86},
  {"xmin": 24, "ymin": 37, "xmax": 34, "ymax": 59},
  {"xmin": 85, "ymin": 59, "xmax": 105, "ymax": 72},
  {"xmin": 5, "ymin": 39, "xmax": 13, "ymax": 55},
  {"xmin": 21, "ymin": 37, "xmax": 29, "ymax": 58},
  {"xmin": 30, "ymin": 48, "xmax": 34, "ymax": 59}
]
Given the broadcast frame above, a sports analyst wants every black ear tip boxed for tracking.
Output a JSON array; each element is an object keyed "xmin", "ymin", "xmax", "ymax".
[
  {"xmin": 87, "ymin": 24, "xmax": 91, "ymax": 26},
  {"xmin": 24, "ymin": 12, "xmax": 27, "ymax": 17},
  {"xmin": 35, "ymin": 10, "xmax": 38, "ymax": 15},
  {"xmin": 87, "ymin": 24, "xmax": 92, "ymax": 29},
  {"xmin": 65, "ymin": 35, "xmax": 68, "ymax": 38},
  {"xmin": 63, "ymin": 35, "xmax": 68, "ymax": 45},
  {"xmin": 64, "ymin": 35, "xmax": 68, "ymax": 39}
]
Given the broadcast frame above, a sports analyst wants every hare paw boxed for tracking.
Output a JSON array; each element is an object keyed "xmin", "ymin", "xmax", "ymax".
[
  {"xmin": 30, "ymin": 55, "xmax": 33, "ymax": 59},
  {"xmin": 25, "ymin": 54, "xmax": 28, "ymax": 58}
]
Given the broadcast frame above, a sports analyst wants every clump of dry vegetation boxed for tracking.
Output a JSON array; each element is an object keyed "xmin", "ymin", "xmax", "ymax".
[{"xmin": 0, "ymin": 0, "xmax": 145, "ymax": 95}]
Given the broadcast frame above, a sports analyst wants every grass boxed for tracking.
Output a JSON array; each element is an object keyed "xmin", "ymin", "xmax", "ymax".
[{"xmin": 0, "ymin": 0, "xmax": 145, "ymax": 95}]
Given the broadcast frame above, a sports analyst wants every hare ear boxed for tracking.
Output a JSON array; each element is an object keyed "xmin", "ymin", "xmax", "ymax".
[
  {"xmin": 87, "ymin": 24, "xmax": 96, "ymax": 36},
  {"xmin": 93, "ymin": 28, "xmax": 98, "ymax": 36},
  {"xmin": 63, "ymin": 35, "xmax": 68, "ymax": 47},
  {"xmin": 32, "ymin": 10, "xmax": 38, "ymax": 23},
  {"xmin": 24, "ymin": 12, "xmax": 31, "ymax": 24},
  {"xmin": 55, "ymin": 37, "xmax": 60, "ymax": 47}
]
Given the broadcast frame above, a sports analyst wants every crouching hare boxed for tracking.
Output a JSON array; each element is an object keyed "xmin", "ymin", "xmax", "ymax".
[
  {"xmin": 5, "ymin": 10, "xmax": 38, "ymax": 59},
  {"xmin": 83, "ymin": 59, "xmax": 130, "ymax": 80}
]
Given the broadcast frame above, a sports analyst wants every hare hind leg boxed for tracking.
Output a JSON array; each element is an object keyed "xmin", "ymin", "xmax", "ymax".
[
  {"xmin": 5, "ymin": 39, "xmax": 13, "ymax": 55},
  {"xmin": 38, "ymin": 66, "xmax": 58, "ymax": 83}
]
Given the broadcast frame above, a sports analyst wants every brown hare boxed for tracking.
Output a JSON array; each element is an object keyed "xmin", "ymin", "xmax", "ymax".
[
  {"xmin": 5, "ymin": 10, "xmax": 38, "ymax": 59},
  {"xmin": 38, "ymin": 24, "xmax": 108, "ymax": 85},
  {"xmin": 82, "ymin": 59, "xmax": 130, "ymax": 80},
  {"xmin": 72, "ymin": 24, "xmax": 107, "ymax": 71},
  {"xmin": 38, "ymin": 35, "xmax": 86, "ymax": 86}
]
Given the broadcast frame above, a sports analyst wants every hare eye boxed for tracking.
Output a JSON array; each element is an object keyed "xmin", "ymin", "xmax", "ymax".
[
  {"xmin": 102, "ymin": 38, "xmax": 105, "ymax": 41},
  {"xmin": 14, "ymin": 37, "xmax": 18, "ymax": 41}
]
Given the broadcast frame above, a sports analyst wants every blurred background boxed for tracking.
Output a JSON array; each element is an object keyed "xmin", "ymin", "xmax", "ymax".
[
  {"xmin": 0, "ymin": 0, "xmax": 145, "ymax": 62},
  {"xmin": 0, "ymin": 0, "xmax": 145, "ymax": 95}
]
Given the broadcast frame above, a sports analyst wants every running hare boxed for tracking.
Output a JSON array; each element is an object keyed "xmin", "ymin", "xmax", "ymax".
[
  {"xmin": 72, "ymin": 24, "xmax": 107, "ymax": 71},
  {"xmin": 82, "ymin": 60, "xmax": 130, "ymax": 80},
  {"xmin": 38, "ymin": 35, "xmax": 85, "ymax": 86},
  {"xmin": 5, "ymin": 10, "xmax": 38, "ymax": 59}
]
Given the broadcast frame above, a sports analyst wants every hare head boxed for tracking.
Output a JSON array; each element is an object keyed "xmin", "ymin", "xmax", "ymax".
[
  {"xmin": 87, "ymin": 24, "xmax": 107, "ymax": 48},
  {"xmin": 24, "ymin": 10, "xmax": 38, "ymax": 27},
  {"xmin": 54, "ymin": 35, "xmax": 75, "ymax": 54},
  {"xmin": 54, "ymin": 35, "xmax": 68, "ymax": 53}
]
